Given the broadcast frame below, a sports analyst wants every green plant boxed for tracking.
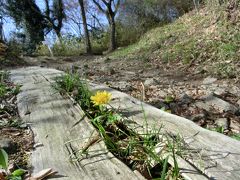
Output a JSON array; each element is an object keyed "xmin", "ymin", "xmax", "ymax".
[
  {"xmin": 0, "ymin": 148, "xmax": 26, "ymax": 180},
  {"xmin": 0, "ymin": 71, "xmax": 9, "ymax": 83},
  {"xmin": 0, "ymin": 149, "xmax": 8, "ymax": 170},
  {"xmin": 0, "ymin": 83, "xmax": 7, "ymax": 97},
  {"xmin": 164, "ymin": 95, "xmax": 175, "ymax": 104},
  {"xmin": 214, "ymin": 63, "xmax": 236, "ymax": 78},
  {"xmin": 209, "ymin": 126, "xmax": 225, "ymax": 134},
  {"xmin": 12, "ymin": 85, "xmax": 21, "ymax": 95},
  {"xmin": 54, "ymin": 73, "xmax": 79, "ymax": 93},
  {"xmin": 107, "ymin": 113, "xmax": 122, "ymax": 125},
  {"xmin": 54, "ymin": 73, "xmax": 94, "ymax": 112},
  {"xmin": 5, "ymin": 40, "xmax": 23, "ymax": 58},
  {"xmin": 37, "ymin": 36, "xmax": 85, "ymax": 56},
  {"xmin": 36, "ymin": 43, "xmax": 52, "ymax": 56},
  {"xmin": 231, "ymin": 133, "xmax": 240, "ymax": 141},
  {"xmin": 56, "ymin": 73, "xmax": 182, "ymax": 179},
  {"xmin": 75, "ymin": 80, "xmax": 93, "ymax": 110}
]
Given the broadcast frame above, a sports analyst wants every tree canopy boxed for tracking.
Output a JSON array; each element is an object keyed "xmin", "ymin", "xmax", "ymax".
[{"xmin": 3, "ymin": 0, "xmax": 199, "ymax": 53}]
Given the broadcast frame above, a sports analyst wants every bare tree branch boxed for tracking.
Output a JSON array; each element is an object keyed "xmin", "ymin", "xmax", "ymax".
[
  {"xmin": 113, "ymin": 0, "xmax": 121, "ymax": 15},
  {"xmin": 92, "ymin": 0, "xmax": 105, "ymax": 13}
]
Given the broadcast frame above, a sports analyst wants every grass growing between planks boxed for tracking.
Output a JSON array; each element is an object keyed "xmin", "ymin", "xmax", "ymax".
[{"xmin": 54, "ymin": 73, "xmax": 186, "ymax": 179}]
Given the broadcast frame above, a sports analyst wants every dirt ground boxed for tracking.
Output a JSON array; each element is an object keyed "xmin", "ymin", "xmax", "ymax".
[
  {"xmin": 2, "ymin": 55, "xmax": 240, "ymax": 136},
  {"xmin": 0, "ymin": 55, "xmax": 240, "ymax": 179},
  {"xmin": 0, "ymin": 74, "xmax": 34, "ymax": 175},
  {"xmin": 18, "ymin": 55, "xmax": 240, "ymax": 136}
]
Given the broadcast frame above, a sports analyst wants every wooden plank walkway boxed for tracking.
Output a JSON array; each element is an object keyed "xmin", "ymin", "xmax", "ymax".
[
  {"xmin": 10, "ymin": 67, "xmax": 240, "ymax": 180},
  {"xmin": 91, "ymin": 83, "xmax": 240, "ymax": 180},
  {"xmin": 10, "ymin": 67, "xmax": 144, "ymax": 180}
]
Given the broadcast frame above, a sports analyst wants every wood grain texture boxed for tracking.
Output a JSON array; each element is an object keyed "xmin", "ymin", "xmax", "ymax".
[
  {"xmin": 10, "ymin": 67, "xmax": 144, "ymax": 180},
  {"xmin": 10, "ymin": 67, "xmax": 240, "ymax": 180},
  {"xmin": 91, "ymin": 83, "xmax": 240, "ymax": 180}
]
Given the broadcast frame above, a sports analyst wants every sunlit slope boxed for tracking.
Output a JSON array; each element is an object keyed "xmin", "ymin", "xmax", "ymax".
[{"xmin": 111, "ymin": 5, "xmax": 240, "ymax": 77}]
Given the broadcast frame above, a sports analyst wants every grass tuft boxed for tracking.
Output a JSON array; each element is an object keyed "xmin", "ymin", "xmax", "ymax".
[{"xmin": 55, "ymin": 72, "xmax": 185, "ymax": 179}]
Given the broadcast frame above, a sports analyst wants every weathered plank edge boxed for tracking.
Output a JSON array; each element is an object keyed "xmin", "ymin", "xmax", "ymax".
[
  {"xmin": 90, "ymin": 82, "xmax": 240, "ymax": 180},
  {"xmin": 10, "ymin": 67, "xmax": 145, "ymax": 180}
]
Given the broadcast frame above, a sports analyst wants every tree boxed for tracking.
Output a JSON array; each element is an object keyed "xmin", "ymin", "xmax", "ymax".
[
  {"xmin": 5, "ymin": 0, "xmax": 66, "ymax": 51},
  {"xmin": 78, "ymin": 0, "xmax": 92, "ymax": 54},
  {"xmin": 5, "ymin": 0, "xmax": 47, "ymax": 51},
  {"xmin": 92, "ymin": 0, "xmax": 121, "ymax": 51},
  {"xmin": 44, "ymin": 0, "xmax": 65, "ymax": 38}
]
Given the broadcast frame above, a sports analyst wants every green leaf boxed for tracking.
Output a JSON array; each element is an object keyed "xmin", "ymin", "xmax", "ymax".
[
  {"xmin": 107, "ymin": 114, "xmax": 122, "ymax": 124},
  {"xmin": 0, "ymin": 148, "xmax": 8, "ymax": 170},
  {"xmin": 12, "ymin": 169, "xmax": 25, "ymax": 177},
  {"xmin": 164, "ymin": 95, "xmax": 174, "ymax": 103},
  {"xmin": 231, "ymin": 133, "xmax": 240, "ymax": 141},
  {"xmin": 161, "ymin": 156, "xmax": 169, "ymax": 180},
  {"xmin": 8, "ymin": 175, "xmax": 22, "ymax": 180}
]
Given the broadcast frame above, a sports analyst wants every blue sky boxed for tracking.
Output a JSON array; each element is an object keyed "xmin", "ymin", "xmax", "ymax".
[
  {"xmin": 3, "ymin": 0, "xmax": 49, "ymax": 40},
  {"xmin": 2, "ymin": 0, "xmax": 107, "ymax": 43},
  {"xmin": 3, "ymin": 18, "xmax": 15, "ymax": 39}
]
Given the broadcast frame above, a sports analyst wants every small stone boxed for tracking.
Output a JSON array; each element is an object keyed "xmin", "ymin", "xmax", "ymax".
[
  {"xmin": 138, "ymin": 69, "xmax": 144, "ymax": 74},
  {"xmin": 214, "ymin": 88, "xmax": 226, "ymax": 96},
  {"xmin": 125, "ymin": 71, "xmax": 136, "ymax": 76},
  {"xmin": 20, "ymin": 123, "xmax": 28, "ymax": 129},
  {"xmin": 230, "ymin": 121, "xmax": 240, "ymax": 133},
  {"xmin": 114, "ymin": 81, "xmax": 133, "ymax": 92},
  {"xmin": 144, "ymin": 78, "xmax": 158, "ymax": 87},
  {"xmin": 156, "ymin": 101, "xmax": 169, "ymax": 110},
  {"xmin": 198, "ymin": 94, "xmax": 238, "ymax": 113},
  {"xmin": 237, "ymin": 99, "xmax": 240, "ymax": 107},
  {"xmin": 215, "ymin": 118, "xmax": 229, "ymax": 130},
  {"xmin": 202, "ymin": 76, "xmax": 217, "ymax": 85},
  {"xmin": 179, "ymin": 93, "xmax": 193, "ymax": 104},
  {"xmin": 169, "ymin": 103, "xmax": 178, "ymax": 112},
  {"xmin": 156, "ymin": 90, "xmax": 167, "ymax": 98},
  {"xmin": 195, "ymin": 101, "xmax": 211, "ymax": 111},
  {"xmin": 0, "ymin": 138, "xmax": 18, "ymax": 154},
  {"xmin": 235, "ymin": 109, "xmax": 240, "ymax": 116},
  {"xmin": 191, "ymin": 114, "xmax": 206, "ymax": 122},
  {"xmin": 229, "ymin": 86, "xmax": 240, "ymax": 95}
]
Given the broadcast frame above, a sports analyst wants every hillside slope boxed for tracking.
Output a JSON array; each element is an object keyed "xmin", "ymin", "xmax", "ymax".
[{"xmin": 111, "ymin": 2, "xmax": 240, "ymax": 78}]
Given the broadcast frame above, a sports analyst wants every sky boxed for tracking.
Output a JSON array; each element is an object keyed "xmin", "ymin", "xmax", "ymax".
[
  {"xmin": 2, "ymin": 0, "xmax": 54, "ymax": 42},
  {"xmin": 2, "ymin": 18, "xmax": 15, "ymax": 39},
  {"xmin": 2, "ymin": 0, "xmax": 107, "ymax": 44}
]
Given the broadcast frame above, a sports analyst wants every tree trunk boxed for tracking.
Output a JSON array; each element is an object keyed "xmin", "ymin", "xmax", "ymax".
[
  {"xmin": 78, "ymin": 0, "xmax": 92, "ymax": 54},
  {"xmin": 109, "ymin": 17, "xmax": 116, "ymax": 52},
  {"xmin": 55, "ymin": 29, "xmax": 62, "ymax": 39}
]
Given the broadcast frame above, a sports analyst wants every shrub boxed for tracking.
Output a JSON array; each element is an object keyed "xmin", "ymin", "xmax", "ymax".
[
  {"xmin": 52, "ymin": 37, "xmax": 84, "ymax": 56},
  {"xmin": 36, "ymin": 36, "xmax": 85, "ymax": 56},
  {"xmin": 36, "ymin": 43, "xmax": 52, "ymax": 56}
]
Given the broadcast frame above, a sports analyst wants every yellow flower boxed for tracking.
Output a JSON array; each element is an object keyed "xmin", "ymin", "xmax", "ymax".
[{"xmin": 91, "ymin": 91, "xmax": 112, "ymax": 106}]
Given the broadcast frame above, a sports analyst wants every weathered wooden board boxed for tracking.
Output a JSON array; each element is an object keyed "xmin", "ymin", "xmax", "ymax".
[
  {"xmin": 91, "ymin": 83, "xmax": 240, "ymax": 180},
  {"xmin": 10, "ymin": 67, "xmax": 144, "ymax": 180},
  {"xmin": 10, "ymin": 67, "xmax": 240, "ymax": 180}
]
